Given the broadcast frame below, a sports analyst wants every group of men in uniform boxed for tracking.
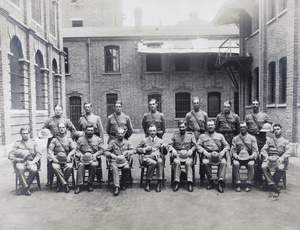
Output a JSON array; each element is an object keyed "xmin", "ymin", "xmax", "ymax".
[{"xmin": 9, "ymin": 97, "xmax": 291, "ymax": 196}]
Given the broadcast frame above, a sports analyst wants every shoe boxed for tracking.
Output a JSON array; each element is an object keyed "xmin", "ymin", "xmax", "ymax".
[
  {"xmin": 245, "ymin": 185, "xmax": 251, "ymax": 192},
  {"xmin": 120, "ymin": 184, "xmax": 126, "ymax": 190},
  {"xmin": 87, "ymin": 183, "xmax": 94, "ymax": 192},
  {"xmin": 218, "ymin": 181, "xmax": 224, "ymax": 193},
  {"xmin": 64, "ymin": 185, "xmax": 70, "ymax": 193},
  {"xmin": 235, "ymin": 185, "xmax": 241, "ymax": 192},
  {"xmin": 173, "ymin": 182, "xmax": 179, "ymax": 192},
  {"xmin": 114, "ymin": 187, "xmax": 119, "ymax": 196},
  {"xmin": 188, "ymin": 182, "xmax": 193, "ymax": 192},
  {"xmin": 206, "ymin": 180, "xmax": 214, "ymax": 190},
  {"xmin": 23, "ymin": 188, "xmax": 31, "ymax": 196},
  {"xmin": 271, "ymin": 184, "xmax": 280, "ymax": 194},
  {"xmin": 74, "ymin": 186, "xmax": 81, "ymax": 194},
  {"xmin": 144, "ymin": 180, "xmax": 150, "ymax": 192},
  {"xmin": 56, "ymin": 186, "xmax": 63, "ymax": 193},
  {"xmin": 156, "ymin": 180, "xmax": 162, "ymax": 193}
]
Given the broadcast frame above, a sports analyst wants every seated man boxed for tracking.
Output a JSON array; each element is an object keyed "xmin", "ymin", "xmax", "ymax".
[
  {"xmin": 168, "ymin": 120, "xmax": 196, "ymax": 192},
  {"xmin": 261, "ymin": 123, "xmax": 292, "ymax": 193},
  {"xmin": 196, "ymin": 120, "xmax": 230, "ymax": 193},
  {"xmin": 136, "ymin": 125, "xmax": 167, "ymax": 192},
  {"xmin": 105, "ymin": 128, "xmax": 135, "ymax": 196},
  {"xmin": 231, "ymin": 122, "xmax": 258, "ymax": 192},
  {"xmin": 74, "ymin": 124, "xmax": 104, "ymax": 194},
  {"xmin": 48, "ymin": 123, "xmax": 76, "ymax": 193},
  {"xmin": 8, "ymin": 128, "xmax": 42, "ymax": 196}
]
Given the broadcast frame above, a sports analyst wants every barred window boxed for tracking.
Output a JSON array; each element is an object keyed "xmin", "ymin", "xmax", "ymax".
[
  {"xmin": 268, "ymin": 62, "xmax": 276, "ymax": 104},
  {"xmin": 105, "ymin": 46, "xmax": 120, "ymax": 73},
  {"xmin": 32, "ymin": 0, "xmax": 41, "ymax": 24},
  {"xmin": 63, "ymin": 47, "xmax": 69, "ymax": 73},
  {"xmin": 234, "ymin": 92, "xmax": 239, "ymax": 115},
  {"xmin": 175, "ymin": 54, "xmax": 190, "ymax": 72},
  {"xmin": 248, "ymin": 70, "xmax": 253, "ymax": 105},
  {"xmin": 106, "ymin": 93, "xmax": 118, "ymax": 117},
  {"xmin": 207, "ymin": 92, "xmax": 220, "ymax": 117},
  {"xmin": 35, "ymin": 51, "xmax": 44, "ymax": 110},
  {"xmin": 175, "ymin": 92, "xmax": 191, "ymax": 118},
  {"xmin": 254, "ymin": 67, "xmax": 259, "ymax": 101},
  {"xmin": 148, "ymin": 94, "xmax": 162, "ymax": 112},
  {"xmin": 146, "ymin": 54, "xmax": 161, "ymax": 72},
  {"xmin": 70, "ymin": 96, "xmax": 81, "ymax": 130},
  {"xmin": 279, "ymin": 57, "xmax": 287, "ymax": 103},
  {"xmin": 52, "ymin": 59, "xmax": 60, "ymax": 105},
  {"xmin": 49, "ymin": 0, "xmax": 56, "ymax": 36}
]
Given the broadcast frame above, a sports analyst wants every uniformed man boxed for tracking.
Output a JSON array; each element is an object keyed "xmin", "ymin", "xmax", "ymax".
[
  {"xmin": 142, "ymin": 99, "xmax": 166, "ymax": 139},
  {"xmin": 196, "ymin": 120, "xmax": 230, "ymax": 193},
  {"xmin": 43, "ymin": 104, "xmax": 77, "ymax": 186},
  {"xmin": 136, "ymin": 125, "xmax": 168, "ymax": 192},
  {"xmin": 105, "ymin": 127, "xmax": 135, "ymax": 196},
  {"xmin": 74, "ymin": 124, "xmax": 104, "ymax": 194},
  {"xmin": 261, "ymin": 123, "xmax": 292, "ymax": 193},
  {"xmin": 8, "ymin": 128, "xmax": 42, "ymax": 196},
  {"xmin": 215, "ymin": 100, "xmax": 240, "ymax": 146},
  {"xmin": 78, "ymin": 102, "xmax": 104, "ymax": 140},
  {"xmin": 168, "ymin": 120, "xmax": 196, "ymax": 192},
  {"xmin": 48, "ymin": 122, "xmax": 76, "ymax": 193},
  {"xmin": 231, "ymin": 122, "xmax": 258, "ymax": 192},
  {"xmin": 106, "ymin": 100, "xmax": 133, "ymax": 144},
  {"xmin": 185, "ymin": 97, "xmax": 208, "ymax": 141}
]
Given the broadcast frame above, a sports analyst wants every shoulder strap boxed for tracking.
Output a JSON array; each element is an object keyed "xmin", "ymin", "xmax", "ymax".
[
  {"xmin": 238, "ymin": 135, "xmax": 251, "ymax": 152},
  {"xmin": 113, "ymin": 113, "xmax": 122, "ymax": 128},
  {"xmin": 84, "ymin": 136, "xmax": 96, "ymax": 153},
  {"xmin": 83, "ymin": 115, "xmax": 89, "ymax": 123},
  {"xmin": 56, "ymin": 137, "xmax": 69, "ymax": 153},
  {"xmin": 191, "ymin": 111, "xmax": 202, "ymax": 128},
  {"xmin": 251, "ymin": 113, "xmax": 261, "ymax": 131}
]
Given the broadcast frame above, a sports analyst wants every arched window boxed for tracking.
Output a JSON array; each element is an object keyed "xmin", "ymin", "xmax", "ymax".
[
  {"xmin": 148, "ymin": 94, "xmax": 162, "ymax": 112},
  {"xmin": 69, "ymin": 96, "xmax": 81, "ymax": 130},
  {"xmin": 175, "ymin": 92, "xmax": 190, "ymax": 118},
  {"xmin": 105, "ymin": 46, "xmax": 120, "ymax": 73},
  {"xmin": 35, "ymin": 51, "xmax": 44, "ymax": 110},
  {"xmin": 10, "ymin": 36, "xmax": 23, "ymax": 109},
  {"xmin": 106, "ymin": 93, "xmax": 118, "ymax": 117},
  {"xmin": 254, "ymin": 67, "xmax": 259, "ymax": 101},
  {"xmin": 268, "ymin": 61, "xmax": 276, "ymax": 104},
  {"xmin": 279, "ymin": 57, "xmax": 287, "ymax": 103},
  {"xmin": 207, "ymin": 92, "xmax": 221, "ymax": 117}
]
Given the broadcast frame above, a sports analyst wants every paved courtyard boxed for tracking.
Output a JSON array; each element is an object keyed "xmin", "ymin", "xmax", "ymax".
[{"xmin": 0, "ymin": 133, "xmax": 299, "ymax": 230}]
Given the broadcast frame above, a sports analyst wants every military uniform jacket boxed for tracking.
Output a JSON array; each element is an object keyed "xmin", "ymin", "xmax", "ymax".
[
  {"xmin": 78, "ymin": 113, "xmax": 104, "ymax": 139},
  {"xmin": 215, "ymin": 111, "xmax": 240, "ymax": 135},
  {"xmin": 105, "ymin": 139, "xmax": 134, "ymax": 161},
  {"xmin": 185, "ymin": 110, "xmax": 208, "ymax": 133},
  {"xmin": 43, "ymin": 116, "xmax": 76, "ymax": 137},
  {"xmin": 142, "ymin": 111, "xmax": 166, "ymax": 136},
  {"xmin": 261, "ymin": 136, "xmax": 292, "ymax": 160},
  {"xmin": 196, "ymin": 132, "xmax": 230, "ymax": 154},
  {"xmin": 136, "ymin": 136, "xmax": 166, "ymax": 159},
  {"xmin": 106, "ymin": 112, "xmax": 133, "ymax": 139},
  {"xmin": 76, "ymin": 135, "xmax": 104, "ymax": 157},
  {"xmin": 168, "ymin": 131, "xmax": 196, "ymax": 152},
  {"xmin": 8, "ymin": 140, "xmax": 41, "ymax": 163},
  {"xmin": 48, "ymin": 135, "xmax": 76, "ymax": 161},
  {"xmin": 245, "ymin": 112, "xmax": 270, "ymax": 135},
  {"xmin": 231, "ymin": 133, "xmax": 258, "ymax": 159}
]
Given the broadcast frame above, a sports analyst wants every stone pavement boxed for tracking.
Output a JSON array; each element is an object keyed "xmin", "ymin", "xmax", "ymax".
[{"xmin": 0, "ymin": 133, "xmax": 300, "ymax": 230}]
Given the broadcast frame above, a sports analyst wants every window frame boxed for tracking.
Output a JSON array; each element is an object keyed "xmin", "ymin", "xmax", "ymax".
[
  {"xmin": 175, "ymin": 92, "xmax": 191, "ymax": 118},
  {"xmin": 31, "ymin": 0, "xmax": 42, "ymax": 24},
  {"xmin": 207, "ymin": 92, "xmax": 221, "ymax": 117},
  {"xmin": 106, "ymin": 93, "xmax": 118, "ymax": 117},
  {"xmin": 146, "ymin": 54, "xmax": 162, "ymax": 72},
  {"xmin": 268, "ymin": 61, "xmax": 276, "ymax": 104},
  {"xmin": 175, "ymin": 54, "xmax": 190, "ymax": 72},
  {"xmin": 104, "ymin": 46, "xmax": 120, "ymax": 73},
  {"xmin": 279, "ymin": 57, "xmax": 287, "ymax": 104}
]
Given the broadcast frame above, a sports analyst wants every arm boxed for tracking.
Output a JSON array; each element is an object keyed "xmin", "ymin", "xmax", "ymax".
[
  {"xmin": 204, "ymin": 113, "xmax": 208, "ymax": 131},
  {"xmin": 32, "ymin": 142, "xmax": 42, "ymax": 163},
  {"xmin": 8, "ymin": 143, "xmax": 19, "ymax": 162},
  {"xmin": 220, "ymin": 135, "xmax": 230, "ymax": 158},
  {"xmin": 250, "ymin": 136, "xmax": 259, "ymax": 160},
  {"xmin": 188, "ymin": 133, "xmax": 197, "ymax": 154},
  {"xmin": 106, "ymin": 117, "xmax": 111, "ymax": 136},
  {"xmin": 142, "ymin": 114, "xmax": 147, "ymax": 134},
  {"xmin": 231, "ymin": 138, "xmax": 238, "ymax": 159},
  {"xmin": 214, "ymin": 115, "xmax": 220, "ymax": 132},
  {"xmin": 136, "ymin": 140, "xmax": 147, "ymax": 154},
  {"xmin": 185, "ymin": 113, "xmax": 192, "ymax": 131},
  {"xmin": 67, "ymin": 119, "xmax": 77, "ymax": 137},
  {"xmin": 161, "ymin": 114, "xmax": 166, "ymax": 135},
  {"xmin": 280, "ymin": 140, "xmax": 292, "ymax": 161},
  {"xmin": 67, "ymin": 139, "xmax": 77, "ymax": 161},
  {"xmin": 260, "ymin": 141, "xmax": 270, "ymax": 161},
  {"xmin": 96, "ymin": 116, "xmax": 105, "ymax": 141},
  {"xmin": 235, "ymin": 115, "xmax": 241, "ymax": 135},
  {"xmin": 48, "ymin": 139, "xmax": 58, "ymax": 163},
  {"xmin": 125, "ymin": 117, "xmax": 133, "ymax": 139},
  {"xmin": 196, "ymin": 136, "xmax": 208, "ymax": 156},
  {"xmin": 104, "ymin": 141, "xmax": 116, "ymax": 159},
  {"xmin": 95, "ymin": 137, "xmax": 104, "ymax": 157}
]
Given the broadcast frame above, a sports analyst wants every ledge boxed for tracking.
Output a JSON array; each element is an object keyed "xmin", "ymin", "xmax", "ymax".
[
  {"xmin": 277, "ymin": 103, "xmax": 287, "ymax": 108},
  {"xmin": 145, "ymin": 71, "xmax": 164, "ymax": 74},
  {"xmin": 267, "ymin": 17, "xmax": 276, "ymax": 26},
  {"xmin": 266, "ymin": 104, "xmax": 276, "ymax": 108},
  {"xmin": 102, "ymin": 73, "xmax": 122, "ymax": 76}
]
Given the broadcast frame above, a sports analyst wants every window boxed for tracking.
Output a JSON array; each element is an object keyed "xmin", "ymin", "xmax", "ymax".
[
  {"xmin": 253, "ymin": 1, "xmax": 259, "ymax": 31},
  {"xmin": 279, "ymin": 0, "xmax": 287, "ymax": 12},
  {"xmin": 69, "ymin": 96, "xmax": 81, "ymax": 130},
  {"xmin": 254, "ymin": 67, "xmax": 259, "ymax": 101},
  {"xmin": 35, "ymin": 51, "xmax": 44, "ymax": 110},
  {"xmin": 10, "ymin": 0, "xmax": 20, "ymax": 6},
  {"xmin": 32, "ymin": 0, "xmax": 41, "ymax": 24},
  {"xmin": 63, "ymin": 47, "xmax": 69, "ymax": 73},
  {"xmin": 248, "ymin": 70, "xmax": 253, "ymax": 105},
  {"xmin": 52, "ymin": 59, "xmax": 60, "ymax": 105},
  {"xmin": 106, "ymin": 93, "xmax": 118, "ymax": 117},
  {"xmin": 234, "ymin": 92, "xmax": 239, "ymax": 115},
  {"xmin": 72, "ymin": 20, "xmax": 83, "ymax": 27},
  {"xmin": 268, "ymin": 0, "xmax": 275, "ymax": 21},
  {"xmin": 175, "ymin": 92, "xmax": 190, "ymax": 118},
  {"xmin": 207, "ymin": 53, "xmax": 220, "ymax": 73},
  {"xmin": 10, "ymin": 36, "xmax": 23, "ymax": 109},
  {"xmin": 148, "ymin": 94, "xmax": 162, "ymax": 112},
  {"xmin": 279, "ymin": 57, "xmax": 287, "ymax": 103},
  {"xmin": 175, "ymin": 54, "xmax": 190, "ymax": 71},
  {"xmin": 105, "ymin": 46, "xmax": 120, "ymax": 73},
  {"xmin": 146, "ymin": 54, "xmax": 161, "ymax": 72},
  {"xmin": 268, "ymin": 62, "xmax": 276, "ymax": 104},
  {"xmin": 49, "ymin": 0, "xmax": 56, "ymax": 36},
  {"xmin": 207, "ymin": 92, "xmax": 220, "ymax": 117}
]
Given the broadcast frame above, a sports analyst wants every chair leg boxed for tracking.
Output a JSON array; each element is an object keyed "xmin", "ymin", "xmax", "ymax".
[
  {"xmin": 49, "ymin": 168, "xmax": 54, "ymax": 190},
  {"xmin": 283, "ymin": 170, "xmax": 287, "ymax": 190},
  {"xmin": 192, "ymin": 165, "xmax": 195, "ymax": 184},
  {"xmin": 129, "ymin": 169, "xmax": 133, "ymax": 188},
  {"xmin": 15, "ymin": 174, "xmax": 19, "ymax": 194},
  {"xmin": 140, "ymin": 168, "xmax": 144, "ymax": 188},
  {"xmin": 162, "ymin": 169, "xmax": 165, "ymax": 188},
  {"xmin": 97, "ymin": 167, "xmax": 102, "ymax": 188},
  {"xmin": 107, "ymin": 168, "xmax": 111, "ymax": 188},
  {"xmin": 36, "ymin": 172, "xmax": 41, "ymax": 191},
  {"xmin": 72, "ymin": 169, "xmax": 75, "ymax": 189},
  {"xmin": 171, "ymin": 165, "xmax": 174, "ymax": 187}
]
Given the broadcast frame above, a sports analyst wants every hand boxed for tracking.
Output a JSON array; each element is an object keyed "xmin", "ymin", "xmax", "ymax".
[
  {"xmin": 249, "ymin": 155, "xmax": 253, "ymax": 160},
  {"xmin": 172, "ymin": 150, "xmax": 178, "ymax": 158},
  {"xmin": 15, "ymin": 158, "xmax": 24, "ymax": 163},
  {"xmin": 145, "ymin": 146, "xmax": 152, "ymax": 152},
  {"xmin": 67, "ymin": 156, "xmax": 72, "ymax": 163},
  {"xmin": 53, "ymin": 159, "xmax": 59, "ymax": 164},
  {"xmin": 27, "ymin": 161, "xmax": 35, "ymax": 166},
  {"xmin": 187, "ymin": 150, "xmax": 193, "ymax": 157},
  {"xmin": 264, "ymin": 156, "xmax": 269, "ymax": 162},
  {"xmin": 92, "ymin": 154, "xmax": 96, "ymax": 161},
  {"xmin": 204, "ymin": 151, "xmax": 210, "ymax": 158},
  {"xmin": 278, "ymin": 157, "xmax": 284, "ymax": 164},
  {"xmin": 111, "ymin": 154, "xmax": 117, "ymax": 159},
  {"xmin": 157, "ymin": 131, "xmax": 163, "ymax": 135}
]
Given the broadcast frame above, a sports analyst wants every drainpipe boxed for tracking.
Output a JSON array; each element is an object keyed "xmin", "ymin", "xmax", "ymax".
[{"xmin": 87, "ymin": 39, "xmax": 92, "ymax": 102}]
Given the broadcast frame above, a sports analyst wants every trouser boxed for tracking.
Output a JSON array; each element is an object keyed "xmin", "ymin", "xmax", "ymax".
[
  {"xmin": 15, "ymin": 162, "xmax": 37, "ymax": 188},
  {"xmin": 46, "ymin": 137, "xmax": 53, "ymax": 183},
  {"xmin": 76, "ymin": 161, "xmax": 98, "ymax": 185},
  {"xmin": 173, "ymin": 158, "xmax": 193, "ymax": 183},
  {"xmin": 111, "ymin": 163, "xmax": 130, "ymax": 187},
  {"xmin": 143, "ymin": 158, "xmax": 163, "ymax": 180},
  {"xmin": 261, "ymin": 162, "xmax": 284, "ymax": 185},
  {"xmin": 52, "ymin": 162, "xmax": 73, "ymax": 185},
  {"xmin": 203, "ymin": 158, "xmax": 227, "ymax": 181},
  {"xmin": 233, "ymin": 160, "xmax": 255, "ymax": 184}
]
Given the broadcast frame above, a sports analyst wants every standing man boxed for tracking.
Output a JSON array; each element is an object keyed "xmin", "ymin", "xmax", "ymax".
[
  {"xmin": 43, "ymin": 104, "xmax": 77, "ymax": 186},
  {"xmin": 107, "ymin": 100, "xmax": 133, "ymax": 144},
  {"xmin": 142, "ymin": 99, "xmax": 166, "ymax": 139},
  {"xmin": 78, "ymin": 102, "xmax": 104, "ymax": 140},
  {"xmin": 8, "ymin": 128, "xmax": 42, "ymax": 196},
  {"xmin": 185, "ymin": 97, "xmax": 208, "ymax": 141},
  {"xmin": 196, "ymin": 120, "xmax": 230, "ymax": 193},
  {"xmin": 261, "ymin": 124, "xmax": 292, "ymax": 193},
  {"xmin": 215, "ymin": 100, "xmax": 240, "ymax": 146},
  {"xmin": 74, "ymin": 124, "xmax": 104, "ymax": 194},
  {"xmin": 231, "ymin": 122, "xmax": 258, "ymax": 192},
  {"xmin": 168, "ymin": 120, "xmax": 196, "ymax": 192},
  {"xmin": 105, "ymin": 127, "xmax": 135, "ymax": 196},
  {"xmin": 48, "ymin": 123, "xmax": 76, "ymax": 193},
  {"xmin": 136, "ymin": 125, "xmax": 168, "ymax": 192}
]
